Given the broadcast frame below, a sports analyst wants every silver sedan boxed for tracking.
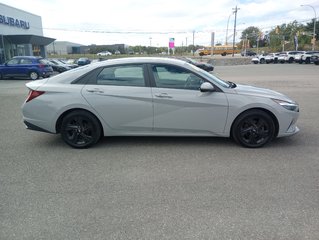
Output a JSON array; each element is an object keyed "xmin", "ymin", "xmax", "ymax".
[{"xmin": 22, "ymin": 57, "xmax": 299, "ymax": 148}]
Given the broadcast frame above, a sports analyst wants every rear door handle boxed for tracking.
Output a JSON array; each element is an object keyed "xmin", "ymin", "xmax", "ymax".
[
  {"xmin": 86, "ymin": 88, "xmax": 104, "ymax": 93},
  {"xmin": 155, "ymin": 93, "xmax": 172, "ymax": 99}
]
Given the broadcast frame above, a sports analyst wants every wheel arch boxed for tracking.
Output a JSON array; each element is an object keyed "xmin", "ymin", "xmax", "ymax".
[
  {"xmin": 55, "ymin": 108, "xmax": 104, "ymax": 136},
  {"xmin": 230, "ymin": 107, "xmax": 279, "ymax": 138}
]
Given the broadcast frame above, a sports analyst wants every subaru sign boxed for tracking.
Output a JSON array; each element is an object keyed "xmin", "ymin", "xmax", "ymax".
[{"xmin": 0, "ymin": 14, "xmax": 30, "ymax": 29}]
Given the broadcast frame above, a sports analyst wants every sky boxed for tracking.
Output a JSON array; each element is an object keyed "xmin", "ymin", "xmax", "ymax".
[{"xmin": 1, "ymin": 0, "xmax": 318, "ymax": 47}]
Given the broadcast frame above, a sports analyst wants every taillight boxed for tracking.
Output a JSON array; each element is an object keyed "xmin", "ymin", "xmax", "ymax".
[
  {"xmin": 26, "ymin": 90, "xmax": 45, "ymax": 102},
  {"xmin": 38, "ymin": 64, "xmax": 45, "ymax": 68}
]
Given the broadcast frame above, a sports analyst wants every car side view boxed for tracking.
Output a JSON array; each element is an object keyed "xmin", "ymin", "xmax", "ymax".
[
  {"xmin": 22, "ymin": 57, "xmax": 300, "ymax": 148},
  {"xmin": 0, "ymin": 56, "xmax": 53, "ymax": 80}
]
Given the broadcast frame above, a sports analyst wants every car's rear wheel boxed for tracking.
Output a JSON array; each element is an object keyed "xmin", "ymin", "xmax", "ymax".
[
  {"xmin": 29, "ymin": 71, "xmax": 39, "ymax": 80},
  {"xmin": 231, "ymin": 110, "xmax": 275, "ymax": 148},
  {"xmin": 60, "ymin": 110, "xmax": 102, "ymax": 148}
]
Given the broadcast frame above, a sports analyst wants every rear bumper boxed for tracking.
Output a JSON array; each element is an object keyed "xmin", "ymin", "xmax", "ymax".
[{"xmin": 23, "ymin": 120, "xmax": 52, "ymax": 133}]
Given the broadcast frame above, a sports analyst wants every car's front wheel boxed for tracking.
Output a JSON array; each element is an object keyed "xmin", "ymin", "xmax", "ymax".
[
  {"xmin": 60, "ymin": 110, "xmax": 102, "ymax": 148},
  {"xmin": 231, "ymin": 110, "xmax": 275, "ymax": 148},
  {"xmin": 29, "ymin": 71, "xmax": 39, "ymax": 80}
]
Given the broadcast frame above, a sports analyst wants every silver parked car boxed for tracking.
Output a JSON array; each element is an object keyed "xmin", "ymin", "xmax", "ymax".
[{"xmin": 22, "ymin": 57, "xmax": 299, "ymax": 148}]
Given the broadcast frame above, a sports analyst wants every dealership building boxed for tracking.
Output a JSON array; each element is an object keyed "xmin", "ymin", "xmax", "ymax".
[{"xmin": 0, "ymin": 3, "xmax": 55, "ymax": 63}]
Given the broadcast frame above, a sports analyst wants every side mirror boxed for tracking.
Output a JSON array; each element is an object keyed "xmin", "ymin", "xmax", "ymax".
[{"xmin": 200, "ymin": 82, "xmax": 215, "ymax": 92}]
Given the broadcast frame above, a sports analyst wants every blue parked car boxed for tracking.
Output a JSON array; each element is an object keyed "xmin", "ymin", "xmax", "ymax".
[{"xmin": 0, "ymin": 56, "xmax": 54, "ymax": 80}]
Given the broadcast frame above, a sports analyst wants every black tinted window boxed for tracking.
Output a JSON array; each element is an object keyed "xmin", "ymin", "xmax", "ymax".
[
  {"xmin": 152, "ymin": 65, "xmax": 204, "ymax": 90},
  {"xmin": 97, "ymin": 65, "xmax": 145, "ymax": 87}
]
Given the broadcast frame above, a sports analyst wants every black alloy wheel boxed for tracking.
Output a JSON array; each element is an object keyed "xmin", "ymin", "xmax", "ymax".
[
  {"xmin": 232, "ymin": 110, "xmax": 275, "ymax": 148},
  {"xmin": 61, "ymin": 110, "xmax": 102, "ymax": 148}
]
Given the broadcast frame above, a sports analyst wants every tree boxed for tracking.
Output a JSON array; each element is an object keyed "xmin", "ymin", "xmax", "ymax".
[
  {"xmin": 267, "ymin": 21, "xmax": 307, "ymax": 51},
  {"xmin": 241, "ymin": 26, "xmax": 262, "ymax": 48},
  {"xmin": 305, "ymin": 20, "xmax": 319, "ymax": 40}
]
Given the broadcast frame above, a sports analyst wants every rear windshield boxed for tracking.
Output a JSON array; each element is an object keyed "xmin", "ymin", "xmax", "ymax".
[{"xmin": 47, "ymin": 65, "xmax": 92, "ymax": 83}]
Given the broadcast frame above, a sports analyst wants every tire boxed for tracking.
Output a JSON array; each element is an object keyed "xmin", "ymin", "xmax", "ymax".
[
  {"xmin": 29, "ymin": 71, "xmax": 39, "ymax": 80},
  {"xmin": 60, "ymin": 110, "xmax": 102, "ymax": 148},
  {"xmin": 288, "ymin": 57, "xmax": 294, "ymax": 63},
  {"xmin": 260, "ymin": 58, "xmax": 265, "ymax": 64},
  {"xmin": 231, "ymin": 110, "xmax": 275, "ymax": 148},
  {"xmin": 305, "ymin": 58, "xmax": 310, "ymax": 64}
]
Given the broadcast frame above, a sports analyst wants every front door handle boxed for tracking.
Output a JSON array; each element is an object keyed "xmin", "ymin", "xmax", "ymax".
[{"xmin": 155, "ymin": 93, "xmax": 172, "ymax": 99}]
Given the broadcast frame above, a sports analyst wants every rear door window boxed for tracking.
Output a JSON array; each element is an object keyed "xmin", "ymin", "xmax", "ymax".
[{"xmin": 97, "ymin": 64, "xmax": 146, "ymax": 87}]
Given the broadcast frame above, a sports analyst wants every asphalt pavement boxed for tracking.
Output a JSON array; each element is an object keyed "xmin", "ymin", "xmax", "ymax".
[{"xmin": 0, "ymin": 64, "xmax": 319, "ymax": 240}]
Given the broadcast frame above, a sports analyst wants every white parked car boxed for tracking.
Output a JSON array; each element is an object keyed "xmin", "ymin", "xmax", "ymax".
[
  {"xmin": 22, "ymin": 57, "xmax": 300, "ymax": 148},
  {"xmin": 97, "ymin": 51, "xmax": 112, "ymax": 56},
  {"xmin": 251, "ymin": 54, "xmax": 269, "ymax": 64},
  {"xmin": 300, "ymin": 51, "xmax": 319, "ymax": 64},
  {"xmin": 294, "ymin": 51, "xmax": 306, "ymax": 63},
  {"xmin": 278, "ymin": 51, "xmax": 305, "ymax": 63},
  {"xmin": 265, "ymin": 53, "xmax": 280, "ymax": 64}
]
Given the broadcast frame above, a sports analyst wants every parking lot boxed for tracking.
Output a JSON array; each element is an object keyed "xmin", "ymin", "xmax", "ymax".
[{"xmin": 1, "ymin": 64, "xmax": 319, "ymax": 240}]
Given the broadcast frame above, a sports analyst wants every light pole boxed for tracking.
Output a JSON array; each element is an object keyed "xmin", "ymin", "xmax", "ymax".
[
  {"xmin": 225, "ymin": 13, "xmax": 233, "ymax": 45},
  {"xmin": 301, "ymin": 4, "xmax": 317, "ymax": 50},
  {"xmin": 232, "ymin": 6, "xmax": 240, "ymax": 57}
]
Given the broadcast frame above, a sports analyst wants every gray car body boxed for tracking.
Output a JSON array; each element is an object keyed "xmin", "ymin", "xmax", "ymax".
[{"xmin": 22, "ymin": 57, "xmax": 299, "ymax": 139}]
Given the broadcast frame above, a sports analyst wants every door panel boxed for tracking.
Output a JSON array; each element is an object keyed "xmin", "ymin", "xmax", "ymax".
[
  {"xmin": 81, "ymin": 64, "xmax": 153, "ymax": 132},
  {"xmin": 152, "ymin": 88, "xmax": 228, "ymax": 134},
  {"xmin": 82, "ymin": 85, "xmax": 153, "ymax": 131},
  {"xmin": 149, "ymin": 64, "xmax": 229, "ymax": 135}
]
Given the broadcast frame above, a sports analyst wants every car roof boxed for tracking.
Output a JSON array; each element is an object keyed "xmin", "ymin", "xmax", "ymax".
[
  {"xmin": 13, "ymin": 56, "xmax": 43, "ymax": 59},
  {"xmin": 79, "ymin": 57, "xmax": 196, "ymax": 74},
  {"xmin": 91, "ymin": 57, "xmax": 190, "ymax": 68}
]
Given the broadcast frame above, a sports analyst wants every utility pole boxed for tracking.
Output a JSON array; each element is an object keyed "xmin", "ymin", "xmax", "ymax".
[
  {"xmin": 186, "ymin": 37, "xmax": 188, "ymax": 53},
  {"xmin": 232, "ymin": 5, "xmax": 240, "ymax": 57},
  {"xmin": 211, "ymin": 32, "xmax": 215, "ymax": 57}
]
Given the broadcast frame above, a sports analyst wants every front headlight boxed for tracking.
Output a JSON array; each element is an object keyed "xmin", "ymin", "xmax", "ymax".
[{"xmin": 272, "ymin": 99, "xmax": 299, "ymax": 112}]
